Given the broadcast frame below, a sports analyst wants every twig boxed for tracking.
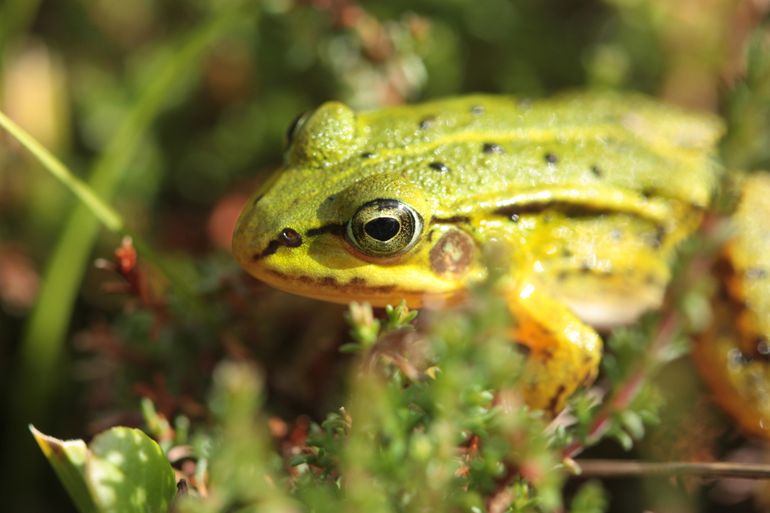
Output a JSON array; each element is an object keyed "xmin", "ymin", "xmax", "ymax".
[{"xmin": 573, "ymin": 459, "xmax": 770, "ymax": 480}]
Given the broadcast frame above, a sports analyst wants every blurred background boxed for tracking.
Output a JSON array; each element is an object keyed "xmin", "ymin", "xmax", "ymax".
[{"xmin": 1, "ymin": 0, "xmax": 770, "ymax": 511}]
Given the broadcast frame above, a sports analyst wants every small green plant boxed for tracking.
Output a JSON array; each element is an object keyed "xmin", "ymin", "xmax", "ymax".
[
  {"xmin": 31, "ymin": 426, "xmax": 176, "ymax": 513},
  {"xmin": 35, "ymin": 289, "xmax": 621, "ymax": 513}
]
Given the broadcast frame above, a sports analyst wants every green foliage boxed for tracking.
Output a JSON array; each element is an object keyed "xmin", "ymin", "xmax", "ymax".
[
  {"xmin": 183, "ymin": 363, "xmax": 296, "ymax": 513},
  {"xmin": 33, "ymin": 290, "xmax": 565, "ymax": 513},
  {"xmin": 722, "ymin": 23, "xmax": 770, "ymax": 170},
  {"xmin": 569, "ymin": 482, "xmax": 607, "ymax": 513},
  {"xmin": 180, "ymin": 291, "xmax": 564, "ymax": 513},
  {"xmin": 32, "ymin": 426, "xmax": 176, "ymax": 513},
  {"xmin": 30, "ymin": 427, "xmax": 98, "ymax": 513},
  {"xmin": 88, "ymin": 428, "xmax": 177, "ymax": 513},
  {"xmin": 6, "ymin": 2, "xmax": 770, "ymax": 513}
]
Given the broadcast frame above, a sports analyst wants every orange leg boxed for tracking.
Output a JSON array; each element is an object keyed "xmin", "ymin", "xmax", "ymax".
[
  {"xmin": 693, "ymin": 173, "xmax": 770, "ymax": 439},
  {"xmin": 506, "ymin": 282, "xmax": 603, "ymax": 415}
]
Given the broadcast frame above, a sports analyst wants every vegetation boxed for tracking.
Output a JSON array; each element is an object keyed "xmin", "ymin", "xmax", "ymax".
[{"xmin": 2, "ymin": 1, "xmax": 770, "ymax": 512}]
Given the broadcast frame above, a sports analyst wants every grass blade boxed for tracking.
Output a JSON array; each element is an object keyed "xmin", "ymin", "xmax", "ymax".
[{"xmin": 1, "ymin": 4, "xmax": 254, "ymax": 508}]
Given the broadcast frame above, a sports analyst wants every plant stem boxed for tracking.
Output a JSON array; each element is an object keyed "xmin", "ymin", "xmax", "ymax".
[{"xmin": 574, "ymin": 459, "xmax": 770, "ymax": 480}]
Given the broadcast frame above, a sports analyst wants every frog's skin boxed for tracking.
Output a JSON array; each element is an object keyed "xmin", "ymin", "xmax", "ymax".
[
  {"xmin": 232, "ymin": 93, "xmax": 723, "ymax": 413},
  {"xmin": 693, "ymin": 174, "xmax": 770, "ymax": 439}
]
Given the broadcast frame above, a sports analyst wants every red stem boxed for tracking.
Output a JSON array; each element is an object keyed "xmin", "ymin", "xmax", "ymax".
[{"xmin": 562, "ymin": 311, "xmax": 680, "ymax": 459}]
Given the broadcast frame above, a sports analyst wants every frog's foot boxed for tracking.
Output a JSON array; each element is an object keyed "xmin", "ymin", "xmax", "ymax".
[
  {"xmin": 506, "ymin": 283, "xmax": 603, "ymax": 415},
  {"xmin": 693, "ymin": 173, "xmax": 770, "ymax": 439}
]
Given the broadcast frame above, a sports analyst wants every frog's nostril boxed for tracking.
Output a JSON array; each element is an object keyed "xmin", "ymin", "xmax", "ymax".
[
  {"xmin": 252, "ymin": 227, "xmax": 303, "ymax": 261},
  {"xmin": 278, "ymin": 228, "xmax": 303, "ymax": 248}
]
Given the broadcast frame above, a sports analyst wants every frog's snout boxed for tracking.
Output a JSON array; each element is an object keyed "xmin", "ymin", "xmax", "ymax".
[{"xmin": 231, "ymin": 198, "xmax": 276, "ymax": 268}]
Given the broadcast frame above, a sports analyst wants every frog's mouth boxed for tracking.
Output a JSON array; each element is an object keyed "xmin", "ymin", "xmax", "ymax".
[
  {"xmin": 256, "ymin": 265, "xmax": 458, "ymax": 308},
  {"xmin": 235, "ymin": 225, "xmax": 468, "ymax": 309},
  {"xmin": 248, "ymin": 256, "xmax": 468, "ymax": 309}
]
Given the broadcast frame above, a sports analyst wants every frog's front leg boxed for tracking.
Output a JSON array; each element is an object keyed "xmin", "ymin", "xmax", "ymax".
[{"xmin": 505, "ymin": 282, "xmax": 603, "ymax": 414}]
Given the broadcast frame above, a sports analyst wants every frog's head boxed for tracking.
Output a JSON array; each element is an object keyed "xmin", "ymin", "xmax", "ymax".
[{"xmin": 232, "ymin": 102, "xmax": 483, "ymax": 306}]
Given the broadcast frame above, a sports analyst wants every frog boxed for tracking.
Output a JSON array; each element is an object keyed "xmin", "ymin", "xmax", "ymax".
[
  {"xmin": 231, "ymin": 92, "xmax": 724, "ymax": 414},
  {"xmin": 692, "ymin": 173, "xmax": 770, "ymax": 438}
]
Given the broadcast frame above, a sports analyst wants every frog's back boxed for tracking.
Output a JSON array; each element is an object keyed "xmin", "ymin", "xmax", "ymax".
[{"xmin": 353, "ymin": 93, "xmax": 723, "ymax": 211}]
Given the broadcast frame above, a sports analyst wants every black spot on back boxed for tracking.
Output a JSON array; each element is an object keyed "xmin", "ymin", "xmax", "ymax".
[
  {"xmin": 482, "ymin": 143, "xmax": 503, "ymax": 154},
  {"xmin": 432, "ymin": 215, "xmax": 471, "ymax": 224},
  {"xmin": 429, "ymin": 161, "xmax": 449, "ymax": 172},
  {"xmin": 419, "ymin": 116, "xmax": 436, "ymax": 129}
]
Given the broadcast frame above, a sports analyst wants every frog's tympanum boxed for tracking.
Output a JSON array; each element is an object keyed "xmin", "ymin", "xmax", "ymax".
[{"xmin": 232, "ymin": 93, "xmax": 726, "ymax": 415}]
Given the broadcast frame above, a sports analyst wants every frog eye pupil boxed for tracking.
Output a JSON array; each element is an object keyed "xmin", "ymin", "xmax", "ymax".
[
  {"xmin": 364, "ymin": 217, "xmax": 400, "ymax": 241},
  {"xmin": 346, "ymin": 199, "xmax": 423, "ymax": 257}
]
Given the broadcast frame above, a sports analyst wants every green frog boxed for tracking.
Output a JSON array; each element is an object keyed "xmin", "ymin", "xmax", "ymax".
[{"xmin": 231, "ymin": 93, "xmax": 724, "ymax": 414}]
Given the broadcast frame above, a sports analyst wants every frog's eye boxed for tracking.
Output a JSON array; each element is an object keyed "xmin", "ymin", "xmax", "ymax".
[
  {"xmin": 284, "ymin": 111, "xmax": 310, "ymax": 148},
  {"xmin": 346, "ymin": 199, "xmax": 423, "ymax": 257}
]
